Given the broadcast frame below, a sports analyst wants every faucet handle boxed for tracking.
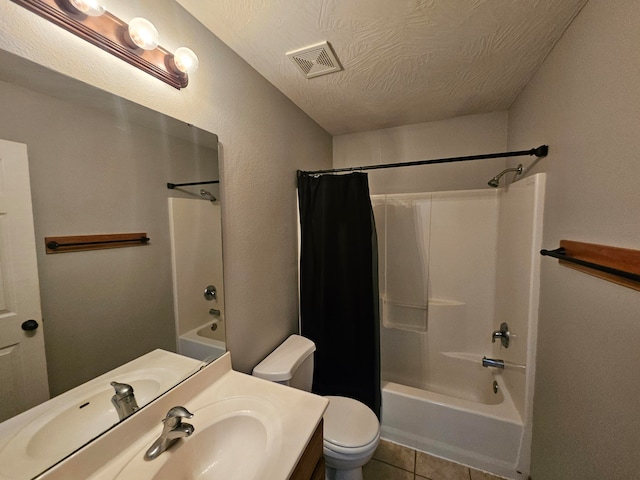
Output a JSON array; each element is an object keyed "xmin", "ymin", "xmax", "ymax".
[
  {"xmin": 491, "ymin": 322, "xmax": 510, "ymax": 348},
  {"xmin": 163, "ymin": 406, "xmax": 194, "ymax": 428},
  {"xmin": 145, "ymin": 407, "xmax": 195, "ymax": 461},
  {"xmin": 110, "ymin": 381, "xmax": 134, "ymax": 399},
  {"xmin": 110, "ymin": 381, "xmax": 140, "ymax": 421}
]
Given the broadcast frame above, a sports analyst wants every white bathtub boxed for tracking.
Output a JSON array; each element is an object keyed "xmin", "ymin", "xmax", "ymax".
[
  {"xmin": 380, "ymin": 353, "xmax": 527, "ymax": 480},
  {"xmin": 178, "ymin": 322, "xmax": 226, "ymax": 362}
]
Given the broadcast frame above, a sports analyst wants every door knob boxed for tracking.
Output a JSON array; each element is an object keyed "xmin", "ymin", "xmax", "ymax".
[
  {"xmin": 21, "ymin": 319, "xmax": 39, "ymax": 331},
  {"xmin": 203, "ymin": 285, "xmax": 217, "ymax": 301}
]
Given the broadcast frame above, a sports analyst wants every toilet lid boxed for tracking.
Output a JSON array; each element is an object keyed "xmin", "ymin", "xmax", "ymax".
[{"xmin": 323, "ymin": 396, "xmax": 380, "ymax": 450}]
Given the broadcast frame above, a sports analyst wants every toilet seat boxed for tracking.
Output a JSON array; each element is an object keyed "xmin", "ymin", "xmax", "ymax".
[{"xmin": 323, "ymin": 396, "xmax": 380, "ymax": 455}]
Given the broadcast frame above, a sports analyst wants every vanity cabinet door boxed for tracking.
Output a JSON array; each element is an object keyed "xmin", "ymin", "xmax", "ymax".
[
  {"xmin": 289, "ymin": 420, "xmax": 324, "ymax": 480},
  {"xmin": 309, "ymin": 456, "xmax": 325, "ymax": 480}
]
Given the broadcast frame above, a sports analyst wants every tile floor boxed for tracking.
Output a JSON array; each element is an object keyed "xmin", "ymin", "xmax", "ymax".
[{"xmin": 362, "ymin": 439, "xmax": 507, "ymax": 480}]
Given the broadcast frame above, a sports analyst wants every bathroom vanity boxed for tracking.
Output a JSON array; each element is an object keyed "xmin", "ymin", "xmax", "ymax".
[
  {"xmin": 31, "ymin": 352, "xmax": 328, "ymax": 480},
  {"xmin": 289, "ymin": 421, "xmax": 325, "ymax": 480}
]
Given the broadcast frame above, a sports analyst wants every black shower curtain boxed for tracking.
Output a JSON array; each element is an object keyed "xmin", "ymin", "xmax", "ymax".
[{"xmin": 297, "ymin": 172, "xmax": 381, "ymax": 418}]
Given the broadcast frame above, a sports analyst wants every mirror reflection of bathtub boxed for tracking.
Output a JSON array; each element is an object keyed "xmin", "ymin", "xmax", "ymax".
[
  {"xmin": 179, "ymin": 323, "xmax": 227, "ymax": 362},
  {"xmin": 168, "ymin": 197, "xmax": 226, "ymax": 363}
]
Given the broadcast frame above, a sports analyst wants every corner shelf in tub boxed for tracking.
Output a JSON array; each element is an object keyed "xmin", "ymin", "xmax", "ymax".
[{"xmin": 381, "ymin": 298, "xmax": 465, "ymax": 333}]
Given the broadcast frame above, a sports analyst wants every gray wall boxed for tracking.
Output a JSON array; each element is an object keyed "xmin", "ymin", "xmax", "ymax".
[
  {"xmin": 333, "ymin": 111, "xmax": 508, "ymax": 195},
  {"xmin": 507, "ymin": 0, "xmax": 640, "ymax": 477}
]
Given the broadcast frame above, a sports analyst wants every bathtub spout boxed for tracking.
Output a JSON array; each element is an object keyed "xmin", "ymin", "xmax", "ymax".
[{"xmin": 482, "ymin": 357, "xmax": 505, "ymax": 369}]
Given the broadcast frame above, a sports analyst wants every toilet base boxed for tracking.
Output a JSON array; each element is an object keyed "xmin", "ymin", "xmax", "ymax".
[
  {"xmin": 323, "ymin": 430, "xmax": 378, "ymax": 480},
  {"xmin": 325, "ymin": 464, "xmax": 363, "ymax": 480}
]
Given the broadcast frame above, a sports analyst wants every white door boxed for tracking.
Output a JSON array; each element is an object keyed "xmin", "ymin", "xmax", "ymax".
[{"xmin": 0, "ymin": 139, "xmax": 49, "ymax": 422}]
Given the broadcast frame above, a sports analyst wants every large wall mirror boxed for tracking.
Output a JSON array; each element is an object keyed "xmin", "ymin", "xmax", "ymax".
[{"xmin": 0, "ymin": 50, "xmax": 224, "ymax": 479}]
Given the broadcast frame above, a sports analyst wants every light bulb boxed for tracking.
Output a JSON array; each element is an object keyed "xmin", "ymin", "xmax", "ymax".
[
  {"xmin": 68, "ymin": 0, "xmax": 105, "ymax": 16},
  {"xmin": 172, "ymin": 47, "xmax": 199, "ymax": 74},
  {"xmin": 127, "ymin": 17, "xmax": 159, "ymax": 50}
]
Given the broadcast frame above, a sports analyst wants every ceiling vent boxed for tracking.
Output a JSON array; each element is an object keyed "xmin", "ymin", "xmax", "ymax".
[{"xmin": 286, "ymin": 41, "xmax": 342, "ymax": 79}]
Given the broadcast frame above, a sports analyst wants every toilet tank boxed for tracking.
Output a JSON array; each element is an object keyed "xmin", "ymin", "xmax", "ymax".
[{"xmin": 252, "ymin": 335, "xmax": 315, "ymax": 392}]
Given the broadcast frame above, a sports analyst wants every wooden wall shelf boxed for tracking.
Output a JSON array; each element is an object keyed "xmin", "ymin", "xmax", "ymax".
[
  {"xmin": 541, "ymin": 240, "xmax": 640, "ymax": 291},
  {"xmin": 45, "ymin": 233, "xmax": 150, "ymax": 254}
]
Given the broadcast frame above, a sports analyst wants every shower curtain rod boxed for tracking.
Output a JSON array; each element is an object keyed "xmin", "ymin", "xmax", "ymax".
[
  {"xmin": 297, "ymin": 145, "xmax": 548, "ymax": 175},
  {"xmin": 166, "ymin": 180, "xmax": 219, "ymax": 189}
]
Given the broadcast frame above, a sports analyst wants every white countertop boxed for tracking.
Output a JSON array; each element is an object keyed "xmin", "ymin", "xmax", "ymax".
[{"xmin": 36, "ymin": 352, "xmax": 328, "ymax": 480}]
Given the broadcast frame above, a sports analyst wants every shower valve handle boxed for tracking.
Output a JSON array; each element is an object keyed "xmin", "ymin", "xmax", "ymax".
[{"xmin": 491, "ymin": 322, "xmax": 510, "ymax": 348}]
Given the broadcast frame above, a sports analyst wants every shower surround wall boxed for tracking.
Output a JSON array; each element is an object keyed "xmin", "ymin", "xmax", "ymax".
[
  {"xmin": 372, "ymin": 174, "xmax": 544, "ymax": 479},
  {"xmin": 372, "ymin": 190, "xmax": 499, "ymax": 387}
]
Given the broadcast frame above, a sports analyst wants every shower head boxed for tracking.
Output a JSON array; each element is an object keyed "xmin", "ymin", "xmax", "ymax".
[
  {"xmin": 487, "ymin": 164, "xmax": 523, "ymax": 188},
  {"xmin": 200, "ymin": 190, "xmax": 216, "ymax": 202}
]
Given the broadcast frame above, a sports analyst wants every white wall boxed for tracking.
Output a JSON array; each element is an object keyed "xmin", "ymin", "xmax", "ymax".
[
  {"xmin": 507, "ymin": 0, "xmax": 640, "ymax": 477},
  {"xmin": 333, "ymin": 111, "xmax": 508, "ymax": 194},
  {"xmin": 0, "ymin": 0, "xmax": 332, "ymax": 374}
]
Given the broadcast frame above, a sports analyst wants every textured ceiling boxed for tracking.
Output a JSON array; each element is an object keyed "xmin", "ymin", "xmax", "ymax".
[{"xmin": 177, "ymin": 0, "xmax": 588, "ymax": 135}]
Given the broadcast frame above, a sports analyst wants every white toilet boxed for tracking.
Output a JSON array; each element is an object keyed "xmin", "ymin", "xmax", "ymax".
[{"xmin": 252, "ymin": 334, "xmax": 380, "ymax": 480}]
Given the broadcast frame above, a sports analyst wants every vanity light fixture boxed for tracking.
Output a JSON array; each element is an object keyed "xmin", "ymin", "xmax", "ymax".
[
  {"xmin": 171, "ymin": 47, "xmax": 199, "ymax": 75},
  {"xmin": 10, "ymin": 0, "xmax": 199, "ymax": 89},
  {"xmin": 67, "ymin": 0, "xmax": 105, "ymax": 17},
  {"xmin": 126, "ymin": 17, "xmax": 160, "ymax": 51}
]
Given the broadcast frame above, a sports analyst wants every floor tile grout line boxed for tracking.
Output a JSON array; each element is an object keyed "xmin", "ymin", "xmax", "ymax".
[
  {"xmin": 374, "ymin": 441, "xmax": 501, "ymax": 480},
  {"xmin": 372, "ymin": 457, "xmax": 416, "ymax": 474}
]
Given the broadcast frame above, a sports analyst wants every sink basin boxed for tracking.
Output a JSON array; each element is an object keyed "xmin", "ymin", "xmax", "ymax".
[
  {"xmin": 146, "ymin": 415, "xmax": 267, "ymax": 479},
  {"xmin": 24, "ymin": 373, "xmax": 166, "ymax": 460},
  {"xmin": 115, "ymin": 397, "xmax": 283, "ymax": 480},
  {"xmin": 24, "ymin": 352, "xmax": 329, "ymax": 480}
]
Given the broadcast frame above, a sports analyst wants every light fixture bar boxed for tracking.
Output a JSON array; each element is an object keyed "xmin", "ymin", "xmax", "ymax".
[{"xmin": 10, "ymin": 0, "xmax": 189, "ymax": 89}]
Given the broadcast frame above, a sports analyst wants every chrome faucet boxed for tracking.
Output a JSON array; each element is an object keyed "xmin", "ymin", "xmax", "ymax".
[
  {"xmin": 110, "ymin": 381, "xmax": 139, "ymax": 421},
  {"xmin": 144, "ymin": 406, "xmax": 195, "ymax": 460},
  {"xmin": 482, "ymin": 357, "xmax": 505, "ymax": 369},
  {"xmin": 491, "ymin": 322, "xmax": 510, "ymax": 348}
]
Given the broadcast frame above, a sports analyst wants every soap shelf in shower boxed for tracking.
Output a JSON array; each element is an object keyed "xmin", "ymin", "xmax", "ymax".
[
  {"xmin": 540, "ymin": 240, "xmax": 640, "ymax": 291},
  {"xmin": 45, "ymin": 233, "xmax": 150, "ymax": 254}
]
